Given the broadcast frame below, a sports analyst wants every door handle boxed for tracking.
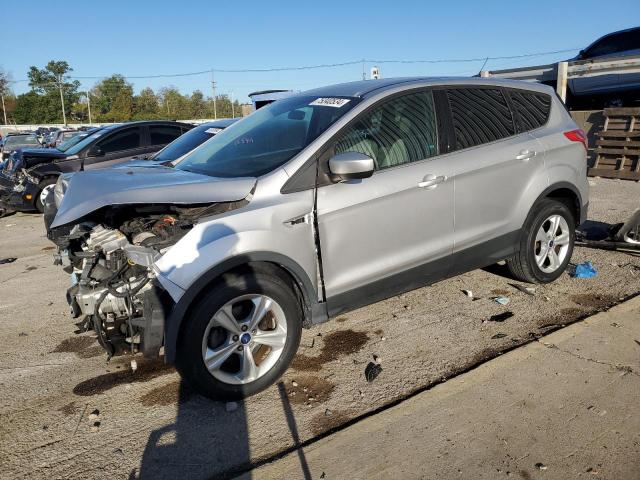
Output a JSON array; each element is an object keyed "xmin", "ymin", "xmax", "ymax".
[
  {"xmin": 515, "ymin": 150, "xmax": 537, "ymax": 161},
  {"xmin": 418, "ymin": 175, "xmax": 447, "ymax": 189}
]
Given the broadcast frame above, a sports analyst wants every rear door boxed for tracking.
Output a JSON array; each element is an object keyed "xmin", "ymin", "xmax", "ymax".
[
  {"xmin": 316, "ymin": 89, "xmax": 454, "ymax": 315},
  {"xmin": 443, "ymin": 87, "xmax": 546, "ymax": 273},
  {"xmin": 146, "ymin": 124, "xmax": 186, "ymax": 156},
  {"xmin": 84, "ymin": 126, "xmax": 146, "ymax": 169}
]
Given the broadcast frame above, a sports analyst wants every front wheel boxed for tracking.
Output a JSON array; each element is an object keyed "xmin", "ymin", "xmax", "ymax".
[
  {"xmin": 35, "ymin": 178, "xmax": 57, "ymax": 213},
  {"xmin": 507, "ymin": 199, "xmax": 575, "ymax": 283},
  {"xmin": 176, "ymin": 270, "xmax": 302, "ymax": 400}
]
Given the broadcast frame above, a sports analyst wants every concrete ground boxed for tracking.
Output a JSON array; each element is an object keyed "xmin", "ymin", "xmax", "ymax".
[
  {"xmin": 0, "ymin": 177, "xmax": 639, "ymax": 479},
  {"xmin": 245, "ymin": 296, "xmax": 640, "ymax": 480}
]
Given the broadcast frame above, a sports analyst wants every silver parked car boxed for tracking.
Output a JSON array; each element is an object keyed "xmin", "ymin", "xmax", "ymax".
[{"xmin": 45, "ymin": 77, "xmax": 588, "ymax": 399}]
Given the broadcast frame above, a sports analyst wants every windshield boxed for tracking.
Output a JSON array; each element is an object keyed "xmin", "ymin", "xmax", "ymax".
[
  {"xmin": 153, "ymin": 125, "xmax": 219, "ymax": 162},
  {"xmin": 57, "ymin": 133, "xmax": 89, "ymax": 152},
  {"xmin": 63, "ymin": 128, "xmax": 108, "ymax": 155},
  {"xmin": 5, "ymin": 135, "xmax": 39, "ymax": 147},
  {"xmin": 176, "ymin": 95, "xmax": 359, "ymax": 177}
]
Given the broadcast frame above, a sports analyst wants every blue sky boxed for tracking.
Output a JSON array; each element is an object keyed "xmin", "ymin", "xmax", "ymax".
[{"xmin": 1, "ymin": 0, "xmax": 638, "ymax": 102}]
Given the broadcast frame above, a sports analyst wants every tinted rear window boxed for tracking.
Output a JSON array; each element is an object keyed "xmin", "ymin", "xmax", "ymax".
[
  {"xmin": 446, "ymin": 88, "xmax": 515, "ymax": 150},
  {"xmin": 149, "ymin": 126, "xmax": 183, "ymax": 146},
  {"xmin": 509, "ymin": 90, "xmax": 551, "ymax": 132}
]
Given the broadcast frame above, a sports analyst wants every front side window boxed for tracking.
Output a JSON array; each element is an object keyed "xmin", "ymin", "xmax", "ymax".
[
  {"xmin": 149, "ymin": 126, "xmax": 183, "ymax": 146},
  {"xmin": 585, "ymin": 30, "xmax": 639, "ymax": 57},
  {"xmin": 334, "ymin": 90, "xmax": 437, "ymax": 170},
  {"xmin": 97, "ymin": 128, "xmax": 141, "ymax": 154},
  {"xmin": 176, "ymin": 95, "xmax": 359, "ymax": 178},
  {"xmin": 447, "ymin": 88, "xmax": 515, "ymax": 150}
]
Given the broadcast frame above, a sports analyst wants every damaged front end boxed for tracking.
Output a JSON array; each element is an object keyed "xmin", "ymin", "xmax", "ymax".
[{"xmin": 46, "ymin": 180, "xmax": 250, "ymax": 360}]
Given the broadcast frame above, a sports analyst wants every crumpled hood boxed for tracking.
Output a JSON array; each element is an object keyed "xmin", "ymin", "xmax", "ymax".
[
  {"xmin": 15, "ymin": 148, "xmax": 68, "ymax": 170},
  {"xmin": 51, "ymin": 165, "xmax": 256, "ymax": 228}
]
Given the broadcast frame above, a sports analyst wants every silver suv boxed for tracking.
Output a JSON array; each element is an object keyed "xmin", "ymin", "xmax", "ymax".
[{"xmin": 45, "ymin": 77, "xmax": 589, "ymax": 399}]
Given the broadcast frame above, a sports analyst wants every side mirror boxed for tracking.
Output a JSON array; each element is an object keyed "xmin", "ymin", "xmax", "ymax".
[
  {"xmin": 328, "ymin": 151, "xmax": 375, "ymax": 181},
  {"xmin": 89, "ymin": 145, "xmax": 104, "ymax": 157}
]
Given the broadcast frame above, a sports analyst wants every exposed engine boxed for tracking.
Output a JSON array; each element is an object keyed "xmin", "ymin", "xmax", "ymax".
[{"xmin": 48, "ymin": 201, "xmax": 244, "ymax": 359}]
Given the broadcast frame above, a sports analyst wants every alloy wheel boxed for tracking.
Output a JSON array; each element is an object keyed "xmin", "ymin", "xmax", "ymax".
[
  {"xmin": 534, "ymin": 214, "xmax": 571, "ymax": 273},
  {"xmin": 201, "ymin": 294, "xmax": 288, "ymax": 385}
]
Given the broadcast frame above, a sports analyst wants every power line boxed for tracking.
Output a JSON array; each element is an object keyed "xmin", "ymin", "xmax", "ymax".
[{"xmin": 7, "ymin": 48, "xmax": 579, "ymax": 83}]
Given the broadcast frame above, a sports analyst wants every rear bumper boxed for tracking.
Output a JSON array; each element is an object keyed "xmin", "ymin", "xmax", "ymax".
[{"xmin": 580, "ymin": 201, "xmax": 589, "ymax": 226}]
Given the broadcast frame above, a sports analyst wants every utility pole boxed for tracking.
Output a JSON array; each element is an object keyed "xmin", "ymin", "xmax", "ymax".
[
  {"xmin": 231, "ymin": 91, "xmax": 235, "ymax": 118},
  {"xmin": 211, "ymin": 69, "xmax": 217, "ymax": 119},
  {"xmin": 57, "ymin": 74, "xmax": 67, "ymax": 125},
  {"xmin": 86, "ymin": 91, "xmax": 92, "ymax": 124},
  {"xmin": 362, "ymin": 59, "xmax": 366, "ymax": 80},
  {"xmin": 1, "ymin": 93, "xmax": 6, "ymax": 126}
]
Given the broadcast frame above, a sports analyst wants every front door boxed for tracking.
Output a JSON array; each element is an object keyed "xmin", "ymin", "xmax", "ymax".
[
  {"xmin": 84, "ymin": 127, "xmax": 146, "ymax": 170},
  {"xmin": 316, "ymin": 89, "xmax": 454, "ymax": 316}
]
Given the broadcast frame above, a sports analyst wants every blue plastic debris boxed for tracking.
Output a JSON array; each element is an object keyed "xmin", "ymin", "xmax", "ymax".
[{"xmin": 571, "ymin": 261, "xmax": 597, "ymax": 279}]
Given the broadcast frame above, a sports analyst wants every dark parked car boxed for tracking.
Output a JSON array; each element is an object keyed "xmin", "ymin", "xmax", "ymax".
[
  {"xmin": 121, "ymin": 118, "xmax": 238, "ymax": 167},
  {"xmin": 0, "ymin": 121, "xmax": 193, "ymax": 212},
  {"xmin": 1, "ymin": 133, "xmax": 42, "ymax": 160},
  {"xmin": 568, "ymin": 26, "xmax": 640, "ymax": 106}
]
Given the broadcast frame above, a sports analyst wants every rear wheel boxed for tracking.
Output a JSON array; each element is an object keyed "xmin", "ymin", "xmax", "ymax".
[
  {"xmin": 176, "ymin": 270, "xmax": 302, "ymax": 400},
  {"xmin": 35, "ymin": 178, "xmax": 57, "ymax": 213},
  {"xmin": 507, "ymin": 199, "xmax": 575, "ymax": 283}
]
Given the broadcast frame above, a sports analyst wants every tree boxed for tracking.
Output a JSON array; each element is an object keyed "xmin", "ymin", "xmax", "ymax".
[
  {"xmin": 27, "ymin": 60, "xmax": 80, "ymax": 124},
  {"xmin": 159, "ymin": 87, "xmax": 190, "ymax": 119},
  {"xmin": 91, "ymin": 74, "xmax": 133, "ymax": 120},
  {"xmin": 133, "ymin": 87, "xmax": 160, "ymax": 119},
  {"xmin": 189, "ymin": 90, "xmax": 207, "ymax": 119},
  {"xmin": 109, "ymin": 89, "xmax": 133, "ymax": 121}
]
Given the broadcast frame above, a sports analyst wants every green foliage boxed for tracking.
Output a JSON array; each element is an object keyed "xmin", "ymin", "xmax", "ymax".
[{"xmin": 5, "ymin": 60, "xmax": 246, "ymax": 125}]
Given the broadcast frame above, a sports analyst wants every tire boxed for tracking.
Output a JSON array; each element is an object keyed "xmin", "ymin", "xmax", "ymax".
[
  {"xmin": 175, "ymin": 270, "xmax": 303, "ymax": 400},
  {"xmin": 35, "ymin": 178, "xmax": 57, "ymax": 213},
  {"xmin": 507, "ymin": 199, "xmax": 575, "ymax": 284}
]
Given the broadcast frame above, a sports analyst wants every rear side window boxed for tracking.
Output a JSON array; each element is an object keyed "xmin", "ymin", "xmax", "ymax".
[
  {"xmin": 334, "ymin": 90, "xmax": 438, "ymax": 170},
  {"xmin": 97, "ymin": 128, "xmax": 141, "ymax": 154},
  {"xmin": 446, "ymin": 88, "xmax": 515, "ymax": 150},
  {"xmin": 149, "ymin": 125, "xmax": 183, "ymax": 146},
  {"xmin": 509, "ymin": 90, "xmax": 551, "ymax": 132}
]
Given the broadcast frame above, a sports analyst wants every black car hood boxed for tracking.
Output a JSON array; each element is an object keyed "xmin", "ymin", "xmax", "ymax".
[
  {"xmin": 51, "ymin": 165, "xmax": 256, "ymax": 228},
  {"xmin": 11, "ymin": 149, "xmax": 69, "ymax": 171}
]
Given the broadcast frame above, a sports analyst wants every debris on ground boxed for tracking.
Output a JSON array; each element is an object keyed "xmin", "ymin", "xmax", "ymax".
[
  {"xmin": 88, "ymin": 409, "xmax": 100, "ymax": 420},
  {"xmin": 491, "ymin": 333, "xmax": 507, "ymax": 339},
  {"xmin": 0, "ymin": 257, "xmax": 17, "ymax": 265},
  {"xmin": 493, "ymin": 296, "xmax": 510, "ymax": 306},
  {"xmin": 130, "ymin": 359, "xmax": 138, "ymax": 372},
  {"xmin": 535, "ymin": 462, "xmax": 548, "ymax": 471},
  {"xmin": 324, "ymin": 408, "xmax": 332, "ymax": 416},
  {"xmin": 489, "ymin": 312, "xmax": 514, "ymax": 323},
  {"xmin": 512, "ymin": 284, "xmax": 536, "ymax": 296},
  {"xmin": 292, "ymin": 381, "xmax": 298, "ymax": 387},
  {"xmin": 571, "ymin": 261, "xmax": 598, "ymax": 279},
  {"xmin": 364, "ymin": 362, "xmax": 383, "ymax": 383},
  {"xmin": 225, "ymin": 401, "xmax": 238, "ymax": 413},
  {"xmin": 372, "ymin": 354, "xmax": 381, "ymax": 364},
  {"xmin": 462, "ymin": 289, "xmax": 473, "ymax": 299}
]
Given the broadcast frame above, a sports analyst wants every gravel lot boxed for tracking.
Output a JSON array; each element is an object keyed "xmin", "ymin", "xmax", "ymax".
[{"xmin": 0, "ymin": 178, "xmax": 639, "ymax": 480}]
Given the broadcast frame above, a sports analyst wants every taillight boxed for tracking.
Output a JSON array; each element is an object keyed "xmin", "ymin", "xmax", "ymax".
[{"xmin": 564, "ymin": 129, "xmax": 587, "ymax": 151}]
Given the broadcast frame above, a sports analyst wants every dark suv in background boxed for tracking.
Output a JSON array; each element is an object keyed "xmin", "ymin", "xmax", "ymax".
[{"xmin": 0, "ymin": 121, "xmax": 193, "ymax": 212}]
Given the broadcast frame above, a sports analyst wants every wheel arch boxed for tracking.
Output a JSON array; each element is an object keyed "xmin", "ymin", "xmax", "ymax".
[
  {"xmin": 538, "ymin": 182, "xmax": 584, "ymax": 226},
  {"xmin": 164, "ymin": 252, "xmax": 322, "ymax": 363}
]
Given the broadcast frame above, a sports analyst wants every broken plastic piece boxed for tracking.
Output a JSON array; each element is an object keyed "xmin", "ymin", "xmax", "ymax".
[
  {"xmin": 0, "ymin": 257, "xmax": 17, "ymax": 265},
  {"xmin": 493, "ymin": 296, "xmax": 510, "ymax": 306},
  {"xmin": 462, "ymin": 289, "xmax": 473, "ymax": 299},
  {"xmin": 512, "ymin": 284, "xmax": 536, "ymax": 296},
  {"xmin": 489, "ymin": 312, "xmax": 514, "ymax": 322},
  {"xmin": 364, "ymin": 362, "xmax": 383, "ymax": 382},
  {"xmin": 571, "ymin": 261, "xmax": 597, "ymax": 279}
]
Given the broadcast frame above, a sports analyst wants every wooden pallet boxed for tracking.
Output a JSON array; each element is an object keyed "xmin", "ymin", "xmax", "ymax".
[{"xmin": 589, "ymin": 107, "xmax": 640, "ymax": 180}]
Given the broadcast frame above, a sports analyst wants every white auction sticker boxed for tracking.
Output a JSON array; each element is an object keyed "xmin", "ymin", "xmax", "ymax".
[
  {"xmin": 310, "ymin": 97, "xmax": 350, "ymax": 108},
  {"xmin": 205, "ymin": 127, "xmax": 223, "ymax": 134}
]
